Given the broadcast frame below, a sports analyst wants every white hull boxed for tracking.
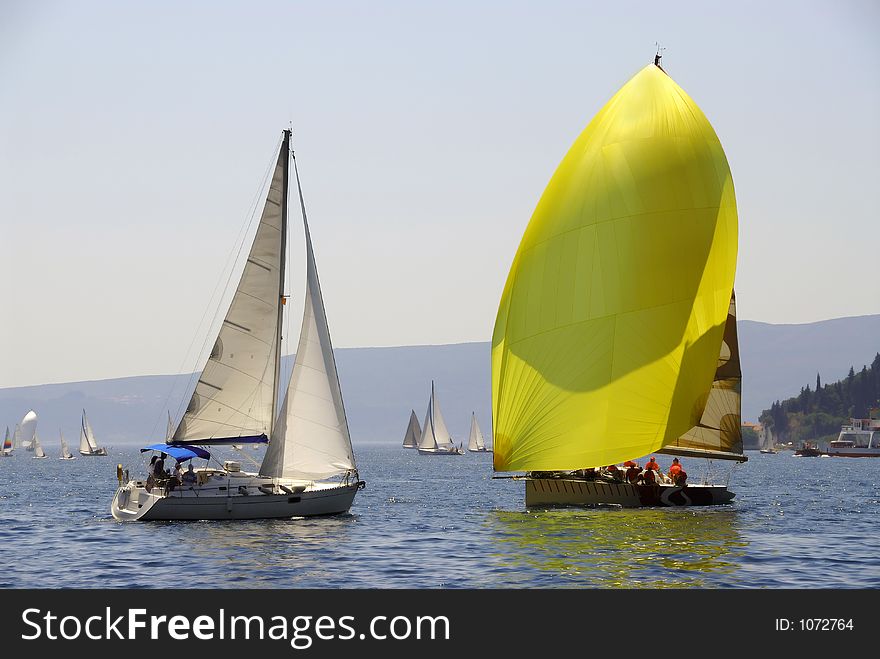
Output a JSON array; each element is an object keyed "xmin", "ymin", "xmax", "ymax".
[
  {"xmin": 80, "ymin": 448, "xmax": 108, "ymax": 456},
  {"xmin": 825, "ymin": 447, "xmax": 880, "ymax": 458},
  {"xmin": 468, "ymin": 448, "xmax": 492, "ymax": 453},
  {"xmin": 525, "ymin": 478, "xmax": 735, "ymax": 508},
  {"xmin": 418, "ymin": 447, "xmax": 463, "ymax": 455},
  {"xmin": 111, "ymin": 474, "xmax": 363, "ymax": 521}
]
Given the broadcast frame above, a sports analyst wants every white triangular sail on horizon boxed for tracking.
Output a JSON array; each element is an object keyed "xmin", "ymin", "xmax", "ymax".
[
  {"xmin": 11, "ymin": 424, "xmax": 21, "ymax": 450},
  {"xmin": 402, "ymin": 410, "xmax": 421, "ymax": 448},
  {"xmin": 79, "ymin": 409, "xmax": 107, "ymax": 455},
  {"xmin": 467, "ymin": 413, "xmax": 486, "ymax": 451},
  {"xmin": 259, "ymin": 161, "xmax": 357, "ymax": 482},
  {"xmin": 418, "ymin": 383, "xmax": 455, "ymax": 450},
  {"xmin": 60, "ymin": 431, "xmax": 74, "ymax": 459},
  {"xmin": 418, "ymin": 404, "xmax": 436, "ymax": 450},
  {"xmin": 173, "ymin": 144, "xmax": 287, "ymax": 444},
  {"xmin": 33, "ymin": 432, "xmax": 46, "ymax": 458}
]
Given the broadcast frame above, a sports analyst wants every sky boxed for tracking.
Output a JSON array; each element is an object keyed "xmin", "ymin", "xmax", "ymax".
[{"xmin": 1, "ymin": 0, "xmax": 878, "ymax": 388}]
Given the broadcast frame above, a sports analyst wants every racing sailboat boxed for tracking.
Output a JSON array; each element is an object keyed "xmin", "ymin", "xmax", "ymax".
[
  {"xmin": 1, "ymin": 427, "xmax": 12, "ymax": 457},
  {"xmin": 60, "ymin": 431, "xmax": 76, "ymax": 460},
  {"xmin": 111, "ymin": 129, "xmax": 364, "ymax": 521},
  {"xmin": 79, "ymin": 410, "xmax": 108, "ymax": 456},
  {"xmin": 418, "ymin": 382, "xmax": 464, "ymax": 455},
  {"xmin": 491, "ymin": 57, "xmax": 745, "ymax": 507},
  {"xmin": 32, "ymin": 432, "xmax": 47, "ymax": 459},
  {"xmin": 467, "ymin": 413, "xmax": 490, "ymax": 452}
]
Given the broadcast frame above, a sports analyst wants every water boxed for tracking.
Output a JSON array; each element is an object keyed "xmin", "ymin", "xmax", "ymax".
[{"xmin": 1, "ymin": 445, "xmax": 878, "ymax": 588}]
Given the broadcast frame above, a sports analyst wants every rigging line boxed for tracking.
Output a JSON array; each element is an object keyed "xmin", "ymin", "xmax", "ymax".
[{"xmin": 164, "ymin": 134, "xmax": 285, "ymax": 439}]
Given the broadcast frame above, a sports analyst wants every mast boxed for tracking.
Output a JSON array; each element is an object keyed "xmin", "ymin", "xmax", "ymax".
[{"xmin": 271, "ymin": 128, "xmax": 291, "ymax": 432}]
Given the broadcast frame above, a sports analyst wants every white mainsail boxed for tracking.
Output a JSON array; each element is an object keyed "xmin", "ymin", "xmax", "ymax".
[
  {"xmin": 418, "ymin": 383, "xmax": 455, "ymax": 450},
  {"xmin": 402, "ymin": 409, "xmax": 421, "ymax": 448},
  {"xmin": 33, "ymin": 432, "xmax": 46, "ymax": 458},
  {"xmin": 467, "ymin": 413, "xmax": 485, "ymax": 451},
  {"xmin": 173, "ymin": 144, "xmax": 287, "ymax": 444},
  {"xmin": 259, "ymin": 159, "xmax": 357, "ymax": 481},
  {"xmin": 20, "ymin": 410, "xmax": 37, "ymax": 449},
  {"xmin": 12, "ymin": 424, "xmax": 21, "ymax": 450}
]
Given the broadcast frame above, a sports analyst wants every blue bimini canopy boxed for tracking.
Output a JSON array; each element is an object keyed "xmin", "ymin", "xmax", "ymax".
[{"xmin": 140, "ymin": 444, "xmax": 211, "ymax": 462}]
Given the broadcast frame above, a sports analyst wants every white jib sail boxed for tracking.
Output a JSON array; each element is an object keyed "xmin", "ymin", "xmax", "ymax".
[
  {"xmin": 12, "ymin": 424, "xmax": 21, "ymax": 449},
  {"xmin": 173, "ymin": 145, "xmax": 286, "ymax": 443},
  {"xmin": 20, "ymin": 410, "xmax": 37, "ymax": 448},
  {"xmin": 403, "ymin": 409, "xmax": 421, "ymax": 448},
  {"xmin": 468, "ymin": 413, "xmax": 485, "ymax": 450},
  {"xmin": 260, "ymin": 214, "xmax": 356, "ymax": 481}
]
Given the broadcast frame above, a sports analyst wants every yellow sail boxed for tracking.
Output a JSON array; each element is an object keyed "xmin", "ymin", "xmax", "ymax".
[{"xmin": 492, "ymin": 64, "xmax": 738, "ymax": 472}]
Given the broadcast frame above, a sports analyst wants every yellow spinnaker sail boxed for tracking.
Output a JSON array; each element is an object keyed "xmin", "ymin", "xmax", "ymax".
[{"xmin": 492, "ymin": 64, "xmax": 738, "ymax": 472}]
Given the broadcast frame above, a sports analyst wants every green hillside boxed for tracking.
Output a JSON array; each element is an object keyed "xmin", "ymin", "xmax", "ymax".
[{"xmin": 759, "ymin": 353, "xmax": 880, "ymax": 445}]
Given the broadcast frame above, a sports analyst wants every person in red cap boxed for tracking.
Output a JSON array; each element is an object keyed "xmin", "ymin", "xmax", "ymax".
[{"xmin": 645, "ymin": 456, "xmax": 660, "ymax": 472}]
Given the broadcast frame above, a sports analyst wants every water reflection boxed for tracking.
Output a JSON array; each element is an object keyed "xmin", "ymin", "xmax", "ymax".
[
  {"xmin": 166, "ymin": 514, "xmax": 361, "ymax": 587},
  {"xmin": 487, "ymin": 507, "xmax": 747, "ymax": 588}
]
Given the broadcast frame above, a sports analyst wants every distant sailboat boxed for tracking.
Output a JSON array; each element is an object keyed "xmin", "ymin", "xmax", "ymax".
[
  {"xmin": 60, "ymin": 431, "xmax": 75, "ymax": 460},
  {"xmin": 759, "ymin": 426, "xmax": 778, "ymax": 454},
  {"xmin": 1, "ymin": 426, "xmax": 12, "ymax": 457},
  {"xmin": 402, "ymin": 410, "xmax": 421, "ymax": 449},
  {"xmin": 418, "ymin": 382, "xmax": 464, "ymax": 455},
  {"xmin": 467, "ymin": 413, "xmax": 491, "ymax": 452},
  {"xmin": 491, "ymin": 58, "xmax": 744, "ymax": 507},
  {"xmin": 32, "ymin": 432, "xmax": 47, "ymax": 459},
  {"xmin": 20, "ymin": 410, "xmax": 36, "ymax": 451},
  {"xmin": 79, "ymin": 410, "xmax": 108, "ymax": 456},
  {"xmin": 111, "ymin": 129, "xmax": 364, "ymax": 521}
]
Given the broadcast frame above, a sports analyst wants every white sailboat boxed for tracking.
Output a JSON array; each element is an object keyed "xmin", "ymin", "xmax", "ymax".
[
  {"xmin": 20, "ymin": 410, "xmax": 37, "ymax": 452},
  {"xmin": 417, "ymin": 382, "xmax": 464, "ymax": 455},
  {"xmin": 32, "ymin": 432, "xmax": 47, "ymax": 459},
  {"xmin": 60, "ymin": 431, "xmax": 76, "ymax": 460},
  {"xmin": 111, "ymin": 129, "xmax": 364, "ymax": 521},
  {"xmin": 402, "ymin": 409, "xmax": 421, "ymax": 449},
  {"xmin": 759, "ymin": 426, "xmax": 778, "ymax": 454},
  {"xmin": 79, "ymin": 410, "xmax": 108, "ymax": 456},
  {"xmin": 1, "ymin": 426, "xmax": 12, "ymax": 456},
  {"xmin": 467, "ymin": 413, "xmax": 491, "ymax": 452}
]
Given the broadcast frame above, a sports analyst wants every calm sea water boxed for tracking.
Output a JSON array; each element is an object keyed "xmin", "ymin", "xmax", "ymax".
[{"xmin": 1, "ymin": 444, "xmax": 878, "ymax": 589}]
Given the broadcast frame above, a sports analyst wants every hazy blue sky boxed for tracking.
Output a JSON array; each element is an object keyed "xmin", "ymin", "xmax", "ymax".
[{"xmin": 1, "ymin": 0, "xmax": 878, "ymax": 388}]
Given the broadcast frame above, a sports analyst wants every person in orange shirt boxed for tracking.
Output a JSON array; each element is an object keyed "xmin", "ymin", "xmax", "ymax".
[
  {"xmin": 645, "ymin": 456, "xmax": 660, "ymax": 472},
  {"xmin": 668, "ymin": 457, "xmax": 682, "ymax": 479}
]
